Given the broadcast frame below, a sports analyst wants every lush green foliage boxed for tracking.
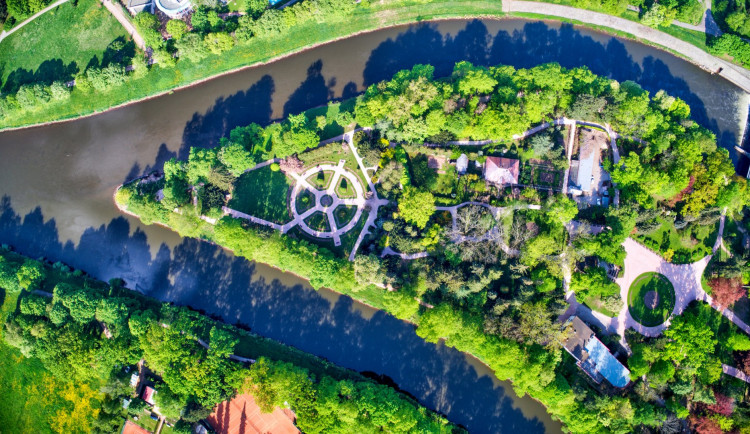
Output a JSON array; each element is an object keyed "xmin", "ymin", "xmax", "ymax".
[
  {"xmin": 117, "ymin": 62, "xmax": 750, "ymax": 434},
  {"xmin": 627, "ymin": 272, "xmax": 676, "ymax": 326},
  {"xmin": 0, "ymin": 248, "xmax": 456, "ymax": 432}
]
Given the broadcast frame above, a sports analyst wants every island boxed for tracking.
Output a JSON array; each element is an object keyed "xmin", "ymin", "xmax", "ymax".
[{"xmin": 114, "ymin": 61, "xmax": 750, "ymax": 433}]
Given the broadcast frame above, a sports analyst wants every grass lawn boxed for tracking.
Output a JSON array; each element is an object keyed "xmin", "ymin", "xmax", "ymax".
[
  {"xmin": 307, "ymin": 170, "xmax": 333, "ymax": 189},
  {"xmin": 336, "ymin": 176, "xmax": 357, "ymax": 198},
  {"xmin": 229, "ymin": 165, "xmax": 293, "ymax": 223},
  {"xmin": 295, "ymin": 188, "xmax": 316, "ymax": 215},
  {"xmin": 0, "ymin": 0, "xmax": 129, "ymax": 94},
  {"xmin": 334, "ymin": 205, "xmax": 358, "ymax": 228},
  {"xmin": 628, "ymin": 272, "xmax": 676, "ymax": 327},
  {"xmin": 584, "ymin": 295, "xmax": 618, "ymax": 317},
  {"xmin": 634, "ymin": 218, "xmax": 718, "ymax": 264},
  {"xmin": 0, "ymin": 290, "xmax": 103, "ymax": 433},
  {"xmin": 300, "ymin": 141, "xmax": 369, "ymax": 189},
  {"xmin": 127, "ymin": 413, "xmax": 160, "ymax": 433},
  {"xmin": 305, "ymin": 211, "xmax": 331, "ymax": 232}
]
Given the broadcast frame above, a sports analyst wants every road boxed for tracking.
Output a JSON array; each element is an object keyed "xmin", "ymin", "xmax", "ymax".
[{"xmin": 503, "ymin": 0, "xmax": 750, "ymax": 93}]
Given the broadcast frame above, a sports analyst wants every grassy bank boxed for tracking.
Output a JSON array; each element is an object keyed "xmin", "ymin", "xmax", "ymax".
[
  {"xmin": 0, "ymin": 291, "xmax": 103, "ymax": 433},
  {"xmin": 0, "ymin": 0, "xmax": 127, "ymax": 93},
  {"xmin": 1, "ymin": 0, "xmax": 506, "ymax": 130},
  {"xmin": 1, "ymin": 0, "xmax": 743, "ymax": 130}
]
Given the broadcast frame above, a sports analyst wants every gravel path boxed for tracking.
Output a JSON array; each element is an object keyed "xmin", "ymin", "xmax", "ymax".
[
  {"xmin": 504, "ymin": 0, "xmax": 750, "ymax": 93},
  {"xmin": 101, "ymin": 0, "xmax": 146, "ymax": 51}
]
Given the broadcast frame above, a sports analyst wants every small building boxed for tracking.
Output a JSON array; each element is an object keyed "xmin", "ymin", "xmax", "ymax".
[
  {"xmin": 121, "ymin": 420, "xmax": 151, "ymax": 434},
  {"xmin": 207, "ymin": 393, "xmax": 300, "ymax": 434},
  {"xmin": 129, "ymin": 373, "xmax": 139, "ymax": 388},
  {"xmin": 142, "ymin": 386, "xmax": 157, "ymax": 406},
  {"xmin": 122, "ymin": 398, "xmax": 132, "ymax": 409},
  {"xmin": 563, "ymin": 317, "xmax": 630, "ymax": 388},
  {"xmin": 155, "ymin": 0, "xmax": 191, "ymax": 18},
  {"xmin": 575, "ymin": 129, "xmax": 607, "ymax": 194},
  {"xmin": 483, "ymin": 156, "xmax": 520, "ymax": 186},
  {"xmin": 456, "ymin": 154, "xmax": 468, "ymax": 175},
  {"xmin": 126, "ymin": 0, "xmax": 153, "ymax": 15}
]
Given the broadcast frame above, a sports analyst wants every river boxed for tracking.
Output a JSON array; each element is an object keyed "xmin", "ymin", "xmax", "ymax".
[{"xmin": 0, "ymin": 18, "xmax": 748, "ymax": 433}]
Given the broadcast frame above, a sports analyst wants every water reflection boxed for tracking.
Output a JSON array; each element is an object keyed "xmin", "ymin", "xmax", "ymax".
[{"xmin": 1, "ymin": 18, "xmax": 749, "ymax": 434}]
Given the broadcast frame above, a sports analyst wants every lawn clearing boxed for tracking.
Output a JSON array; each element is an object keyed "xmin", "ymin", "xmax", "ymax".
[
  {"xmin": 584, "ymin": 295, "xmax": 618, "ymax": 317},
  {"xmin": 334, "ymin": 205, "xmax": 357, "ymax": 228},
  {"xmin": 634, "ymin": 218, "xmax": 718, "ymax": 264},
  {"xmin": 295, "ymin": 188, "xmax": 316, "ymax": 215},
  {"xmin": 229, "ymin": 165, "xmax": 293, "ymax": 223},
  {"xmin": 0, "ymin": 0, "xmax": 129, "ymax": 94},
  {"xmin": 628, "ymin": 272, "xmax": 676, "ymax": 327},
  {"xmin": 305, "ymin": 211, "xmax": 331, "ymax": 232},
  {"xmin": 0, "ymin": 291, "xmax": 103, "ymax": 433},
  {"xmin": 336, "ymin": 176, "xmax": 357, "ymax": 198},
  {"xmin": 307, "ymin": 170, "xmax": 333, "ymax": 189}
]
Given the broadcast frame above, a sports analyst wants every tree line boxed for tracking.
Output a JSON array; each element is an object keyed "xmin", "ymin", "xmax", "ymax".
[
  {"xmin": 117, "ymin": 61, "xmax": 750, "ymax": 433},
  {"xmin": 0, "ymin": 247, "xmax": 459, "ymax": 433}
]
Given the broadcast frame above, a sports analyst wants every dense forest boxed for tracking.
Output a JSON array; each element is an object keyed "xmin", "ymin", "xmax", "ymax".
[
  {"xmin": 0, "ymin": 247, "xmax": 458, "ymax": 433},
  {"xmin": 116, "ymin": 61, "xmax": 750, "ymax": 433}
]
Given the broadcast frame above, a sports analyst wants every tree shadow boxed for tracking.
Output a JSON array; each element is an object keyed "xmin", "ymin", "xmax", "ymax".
[
  {"xmin": 362, "ymin": 19, "xmax": 747, "ymax": 166},
  {"xmin": 2, "ymin": 59, "xmax": 79, "ymax": 94},
  {"xmin": 0, "ymin": 194, "xmax": 552, "ymax": 433},
  {"xmin": 283, "ymin": 60, "xmax": 335, "ymax": 117},
  {"xmin": 180, "ymin": 75, "xmax": 275, "ymax": 160}
]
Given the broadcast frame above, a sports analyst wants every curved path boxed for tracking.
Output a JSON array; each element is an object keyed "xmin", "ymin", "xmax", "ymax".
[
  {"xmin": 0, "ymin": 0, "xmax": 70, "ymax": 44},
  {"xmin": 288, "ymin": 160, "xmax": 366, "ymax": 246},
  {"xmin": 504, "ymin": 0, "xmax": 750, "ymax": 93}
]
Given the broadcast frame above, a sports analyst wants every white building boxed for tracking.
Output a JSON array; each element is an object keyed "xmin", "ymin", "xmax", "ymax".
[
  {"xmin": 155, "ymin": 0, "xmax": 191, "ymax": 18},
  {"xmin": 456, "ymin": 154, "xmax": 468, "ymax": 174}
]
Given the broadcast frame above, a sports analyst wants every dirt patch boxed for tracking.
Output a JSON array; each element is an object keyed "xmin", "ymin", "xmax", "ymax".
[{"xmin": 644, "ymin": 290, "xmax": 659, "ymax": 310}]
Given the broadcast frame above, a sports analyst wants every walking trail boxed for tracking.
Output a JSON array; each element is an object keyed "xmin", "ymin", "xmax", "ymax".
[
  {"xmin": 219, "ymin": 129, "xmax": 389, "ymax": 260},
  {"xmin": 0, "ymin": 0, "xmax": 70, "ymax": 44},
  {"xmin": 504, "ymin": 0, "xmax": 750, "ymax": 93},
  {"xmin": 100, "ymin": 0, "xmax": 146, "ymax": 51}
]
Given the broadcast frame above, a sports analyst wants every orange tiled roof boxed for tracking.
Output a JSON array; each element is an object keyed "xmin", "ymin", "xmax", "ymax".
[
  {"xmin": 207, "ymin": 393, "xmax": 300, "ymax": 434},
  {"xmin": 122, "ymin": 420, "xmax": 151, "ymax": 434}
]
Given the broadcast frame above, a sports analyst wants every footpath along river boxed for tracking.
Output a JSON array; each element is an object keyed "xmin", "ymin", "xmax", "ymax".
[{"xmin": 0, "ymin": 18, "xmax": 748, "ymax": 433}]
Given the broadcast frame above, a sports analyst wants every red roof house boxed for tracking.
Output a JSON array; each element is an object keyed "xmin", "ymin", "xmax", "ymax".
[
  {"xmin": 142, "ymin": 386, "xmax": 156, "ymax": 406},
  {"xmin": 483, "ymin": 157, "xmax": 520, "ymax": 185},
  {"xmin": 207, "ymin": 393, "xmax": 299, "ymax": 434}
]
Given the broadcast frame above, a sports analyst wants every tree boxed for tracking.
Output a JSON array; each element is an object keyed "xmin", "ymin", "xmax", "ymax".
[
  {"xmin": 204, "ymin": 32, "xmax": 234, "ymax": 55},
  {"xmin": 530, "ymin": 133, "xmax": 556, "ymax": 160},
  {"xmin": 641, "ymin": 4, "xmax": 678, "ymax": 28},
  {"xmin": 353, "ymin": 254, "xmax": 386, "ymax": 287},
  {"xmin": 398, "ymin": 187, "xmax": 435, "ymax": 229},
  {"xmin": 166, "ymin": 19, "xmax": 189, "ymax": 40},
  {"xmin": 545, "ymin": 194, "xmax": 578, "ymax": 226},
  {"xmin": 175, "ymin": 33, "xmax": 209, "ymax": 62},
  {"xmin": 708, "ymin": 277, "xmax": 744, "ymax": 309},
  {"xmin": 16, "ymin": 260, "xmax": 44, "ymax": 290},
  {"xmin": 218, "ymin": 142, "xmax": 254, "ymax": 176},
  {"xmin": 663, "ymin": 312, "xmax": 720, "ymax": 382}
]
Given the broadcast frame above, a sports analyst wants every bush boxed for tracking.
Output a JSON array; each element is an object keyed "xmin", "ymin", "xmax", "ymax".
[
  {"xmin": 166, "ymin": 19, "xmax": 188, "ymax": 40},
  {"xmin": 708, "ymin": 34, "xmax": 750, "ymax": 67}
]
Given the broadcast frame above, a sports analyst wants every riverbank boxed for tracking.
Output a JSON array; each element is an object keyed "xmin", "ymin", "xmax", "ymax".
[{"xmin": 2, "ymin": 0, "xmax": 750, "ymax": 132}]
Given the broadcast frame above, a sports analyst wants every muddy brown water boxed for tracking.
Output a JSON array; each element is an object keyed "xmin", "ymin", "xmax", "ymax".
[{"xmin": 1, "ymin": 18, "xmax": 748, "ymax": 433}]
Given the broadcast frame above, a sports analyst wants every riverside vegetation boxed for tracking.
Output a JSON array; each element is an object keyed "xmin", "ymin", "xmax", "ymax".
[
  {"xmin": 0, "ymin": 246, "xmax": 459, "ymax": 433},
  {"xmin": 117, "ymin": 61, "xmax": 750, "ymax": 433},
  {"xmin": 3, "ymin": 0, "xmax": 750, "ymax": 129}
]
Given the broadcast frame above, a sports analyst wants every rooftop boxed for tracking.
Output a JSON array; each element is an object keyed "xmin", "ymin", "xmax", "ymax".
[
  {"xmin": 564, "ymin": 317, "xmax": 630, "ymax": 388},
  {"xmin": 207, "ymin": 393, "xmax": 300, "ymax": 434},
  {"xmin": 483, "ymin": 156, "xmax": 519, "ymax": 185},
  {"xmin": 121, "ymin": 420, "xmax": 150, "ymax": 434}
]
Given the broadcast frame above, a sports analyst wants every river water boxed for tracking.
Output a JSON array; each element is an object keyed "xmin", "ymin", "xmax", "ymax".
[{"xmin": 0, "ymin": 18, "xmax": 748, "ymax": 433}]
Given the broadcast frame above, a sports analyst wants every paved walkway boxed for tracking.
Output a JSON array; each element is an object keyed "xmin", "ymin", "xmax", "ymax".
[
  {"xmin": 101, "ymin": 0, "xmax": 146, "ymax": 51},
  {"xmin": 344, "ymin": 129, "xmax": 391, "ymax": 261},
  {"xmin": 671, "ymin": 0, "xmax": 722, "ymax": 37},
  {"xmin": 288, "ymin": 160, "xmax": 367, "ymax": 246},
  {"xmin": 0, "ymin": 0, "xmax": 70, "ymax": 44},
  {"xmin": 723, "ymin": 363, "xmax": 750, "ymax": 384},
  {"xmin": 504, "ymin": 0, "xmax": 750, "ymax": 93},
  {"xmin": 563, "ymin": 210, "xmax": 750, "ymax": 344}
]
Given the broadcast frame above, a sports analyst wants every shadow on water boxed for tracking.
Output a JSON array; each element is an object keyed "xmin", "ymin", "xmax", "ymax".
[
  {"xmin": 180, "ymin": 75, "xmax": 275, "ymax": 158},
  {"xmin": 0, "ymin": 195, "xmax": 550, "ymax": 434},
  {"xmin": 361, "ymin": 20, "xmax": 742, "ymax": 162}
]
